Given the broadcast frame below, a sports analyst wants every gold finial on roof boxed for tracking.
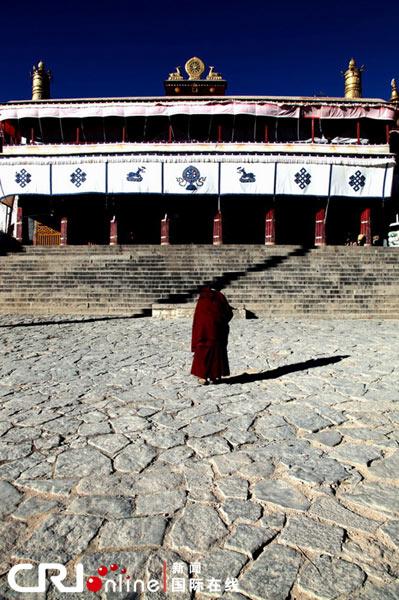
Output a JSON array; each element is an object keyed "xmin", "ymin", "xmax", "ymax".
[
  {"xmin": 344, "ymin": 58, "xmax": 363, "ymax": 99},
  {"xmin": 31, "ymin": 60, "xmax": 52, "ymax": 100},
  {"xmin": 390, "ymin": 78, "xmax": 399, "ymax": 102}
]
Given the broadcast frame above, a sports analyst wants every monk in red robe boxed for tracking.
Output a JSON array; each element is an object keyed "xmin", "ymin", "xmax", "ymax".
[{"xmin": 191, "ymin": 286, "xmax": 233, "ymax": 384}]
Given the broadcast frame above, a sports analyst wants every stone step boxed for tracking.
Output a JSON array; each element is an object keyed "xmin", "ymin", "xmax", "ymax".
[
  {"xmin": 2, "ymin": 261, "xmax": 398, "ymax": 268},
  {"xmin": 2, "ymin": 288, "xmax": 397, "ymax": 297},
  {"xmin": 2, "ymin": 269, "xmax": 398, "ymax": 276},
  {"xmin": 2, "ymin": 287, "xmax": 399, "ymax": 296},
  {"xmin": 1, "ymin": 245, "xmax": 398, "ymax": 318},
  {"xmin": 17, "ymin": 246, "xmax": 397, "ymax": 254},
  {"xmin": 2, "ymin": 264, "xmax": 398, "ymax": 271},
  {"xmin": 5, "ymin": 256, "xmax": 398, "ymax": 265},
  {"xmin": 2, "ymin": 301, "xmax": 399, "ymax": 311},
  {"xmin": 1, "ymin": 285, "xmax": 398, "ymax": 293},
  {"xmin": 2, "ymin": 292, "xmax": 396, "ymax": 298},
  {"xmin": 0, "ymin": 309, "xmax": 397, "ymax": 320}
]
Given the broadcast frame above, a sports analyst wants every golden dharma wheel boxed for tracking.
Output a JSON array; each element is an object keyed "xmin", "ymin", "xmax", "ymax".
[{"xmin": 185, "ymin": 57, "xmax": 205, "ymax": 80}]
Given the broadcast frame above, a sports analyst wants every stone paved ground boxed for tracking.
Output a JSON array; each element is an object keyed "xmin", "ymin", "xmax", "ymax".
[{"xmin": 0, "ymin": 315, "xmax": 399, "ymax": 600}]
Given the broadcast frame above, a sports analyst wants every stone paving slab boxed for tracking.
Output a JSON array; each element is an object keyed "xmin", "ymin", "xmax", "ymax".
[{"xmin": 0, "ymin": 316, "xmax": 398, "ymax": 599}]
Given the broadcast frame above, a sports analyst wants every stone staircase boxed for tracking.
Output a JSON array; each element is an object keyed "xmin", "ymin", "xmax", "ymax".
[{"xmin": 0, "ymin": 245, "xmax": 398, "ymax": 318}]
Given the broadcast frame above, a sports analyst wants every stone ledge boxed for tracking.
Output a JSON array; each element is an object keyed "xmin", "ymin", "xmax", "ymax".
[{"xmin": 152, "ymin": 303, "xmax": 248, "ymax": 319}]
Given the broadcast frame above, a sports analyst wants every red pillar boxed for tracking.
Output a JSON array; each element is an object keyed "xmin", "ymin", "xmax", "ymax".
[
  {"xmin": 315, "ymin": 207, "xmax": 326, "ymax": 246},
  {"xmin": 60, "ymin": 217, "xmax": 68, "ymax": 246},
  {"xmin": 217, "ymin": 125, "xmax": 222, "ymax": 143},
  {"xmin": 265, "ymin": 207, "xmax": 276, "ymax": 245},
  {"xmin": 109, "ymin": 216, "xmax": 118, "ymax": 246},
  {"xmin": 160, "ymin": 214, "xmax": 170, "ymax": 245},
  {"xmin": 16, "ymin": 206, "xmax": 23, "ymax": 242},
  {"xmin": 360, "ymin": 208, "xmax": 371, "ymax": 245},
  {"xmin": 213, "ymin": 211, "xmax": 223, "ymax": 245}
]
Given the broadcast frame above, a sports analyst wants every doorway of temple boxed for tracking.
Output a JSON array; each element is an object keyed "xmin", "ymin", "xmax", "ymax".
[
  {"xmin": 67, "ymin": 196, "xmax": 109, "ymax": 244},
  {"xmin": 116, "ymin": 195, "xmax": 217, "ymax": 244},
  {"xmin": 117, "ymin": 196, "xmax": 163, "ymax": 244},
  {"xmin": 326, "ymin": 199, "xmax": 385, "ymax": 245},
  {"xmin": 18, "ymin": 195, "xmax": 62, "ymax": 244},
  {"xmin": 276, "ymin": 197, "xmax": 317, "ymax": 246},
  {"xmin": 222, "ymin": 196, "xmax": 265, "ymax": 243}
]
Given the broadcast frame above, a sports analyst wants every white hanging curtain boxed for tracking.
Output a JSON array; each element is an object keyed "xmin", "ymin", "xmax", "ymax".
[
  {"xmin": 330, "ymin": 164, "xmax": 390, "ymax": 198},
  {"xmin": 276, "ymin": 163, "xmax": 331, "ymax": 196},
  {"xmin": 0, "ymin": 100, "xmax": 301, "ymax": 120},
  {"xmin": 51, "ymin": 162, "xmax": 106, "ymax": 195},
  {"xmin": 0, "ymin": 164, "xmax": 51, "ymax": 196},
  {"xmin": 0, "ymin": 155, "xmax": 395, "ymax": 198},
  {"xmin": 107, "ymin": 162, "xmax": 162, "ymax": 194},
  {"xmin": 220, "ymin": 163, "xmax": 275, "ymax": 195},
  {"xmin": 1, "ymin": 100, "xmax": 395, "ymax": 121},
  {"xmin": 163, "ymin": 163, "xmax": 219, "ymax": 194}
]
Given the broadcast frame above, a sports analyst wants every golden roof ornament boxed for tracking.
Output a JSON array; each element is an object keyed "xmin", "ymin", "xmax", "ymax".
[
  {"xmin": 164, "ymin": 58, "xmax": 226, "ymax": 95},
  {"xmin": 31, "ymin": 60, "xmax": 52, "ymax": 100},
  {"xmin": 344, "ymin": 58, "xmax": 363, "ymax": 99},
  {"xmin": 167, "ymin": 66, "xmax": 183, "ymax": 81},
  {"xmin": 184, "ymin": 57, "xmax": 206, "ymax": 80},
  {"xmin": 206, "ymin": 66, "xmax": 223, "ymax": 81},
  {"xmin": 390, "ymin": 78, "xmax": 399, "ymax": 102}
]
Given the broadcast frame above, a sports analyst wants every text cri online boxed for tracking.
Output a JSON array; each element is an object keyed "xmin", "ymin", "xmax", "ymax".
[
  {"xmin": 8, "ymin": 560, "xmax": 239, "ymax": 594},
  {"xmin": 7, "ymin": 564, "xmax": 162, "ymax": 594}
]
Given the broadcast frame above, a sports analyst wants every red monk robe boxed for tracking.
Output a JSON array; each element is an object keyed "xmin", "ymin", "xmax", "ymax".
[{"xmin": 191, "ymin": 287, "xmax": 233, "ymax": 382}]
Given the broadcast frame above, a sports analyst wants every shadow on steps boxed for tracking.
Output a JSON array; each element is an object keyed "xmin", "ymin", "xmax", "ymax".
[
  {"xmin": 0, "ymin": 232, "xmax": 24, "ymax": 255},
  {"xmin": 156, "ymin": 245, "xmax": 312, "ymax": 305}
]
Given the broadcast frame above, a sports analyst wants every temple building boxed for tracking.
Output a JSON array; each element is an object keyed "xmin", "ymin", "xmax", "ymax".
[{"xmin": 0, "ymin": 56, "xmax": 398, "ymax": 247}]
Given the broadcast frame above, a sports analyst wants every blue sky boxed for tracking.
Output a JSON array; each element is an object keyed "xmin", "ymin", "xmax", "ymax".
[{"xmin": 1, "ymin": 0, "xmax": 398, "ymax": 102}]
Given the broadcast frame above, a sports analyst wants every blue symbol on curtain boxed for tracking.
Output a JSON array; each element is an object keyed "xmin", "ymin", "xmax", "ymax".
[
  {"xmin": 177, "ymin": 166, "xmax": 206, "ymax": 191},
  {"xmin": 294, "ymin": 167, "xmax": 312, "ymax": 189},
  {"xmin": 237, "ymin": 167, "xmax": 256, "ymax": 183},
  {"xmin": 349, "ymin": 170, "xmax": 366, "ymax": 192},
  {"xmin": 127, "ymin": 166, "xmax": 146, "ymax": 182},
  {"xmin": 70, "ymin": 168, "xmax": 87, "ymax": 187},
  {"xmin": 15, "ymin": 169, "xmax": 32, "ymax": 188}
]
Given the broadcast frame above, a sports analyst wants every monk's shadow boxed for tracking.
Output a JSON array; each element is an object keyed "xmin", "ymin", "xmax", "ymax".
[{"xmin": 222, "ymin": 355, "xmax": 350, "ymax": 384}]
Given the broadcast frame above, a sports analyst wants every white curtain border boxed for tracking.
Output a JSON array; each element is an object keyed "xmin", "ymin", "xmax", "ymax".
[{"xmin": 0, "ymin": 154, "xmax": 395, "ymax": 167}]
